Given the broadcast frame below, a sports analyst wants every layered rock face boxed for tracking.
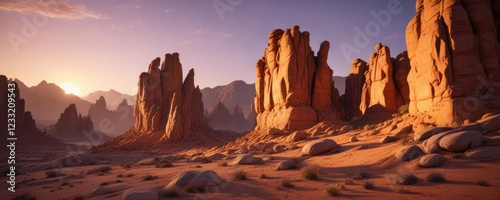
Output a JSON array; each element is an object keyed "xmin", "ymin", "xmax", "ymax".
[
  {"xmin": 340, "ymin": 59, "xmax": 368, "ymax": 120},
  {"xmin": 358, "ymin": 44, "xmax": 410, "ymax": 115},
  {"xmin": 254, "ymin": 26, "xmax": 342, "ymax": 131},
  {"xmin": 131, "ymin": 53, "xmax": 206, "ymax": 142},
  {"xmin": 406, "ymin": 0, "xmax": 500, "ymax": 125},
  {"xmin": 206, "ymin": 102, "xmax": 253, "ymax": 133},
  {"xmin": 88, "ymin": 96, "xmax": 134, "ymax": 137},
  {"xmin": 51, "ymin": 104, "xmax": 93, "ymax": 139}
]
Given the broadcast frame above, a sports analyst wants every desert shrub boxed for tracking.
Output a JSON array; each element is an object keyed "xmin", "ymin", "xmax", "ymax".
[
  {"xmin": 361, "ymin": 181, "xmax": 375, "ymax": 189},
  {"xmin": 45, "ymin": 170, "xmax": 66, "ymax": 178},
  {"xmin": 126, "ymin": 173, "xmax": 134, "ymax": 177},
  {"xmin": 352, "ymin": 170, "xmax": 369, "ymax": 180},
  {"xmin": 393, "ymin": 172, "xmax": 418, "ymax": 185},
  {"xmin": 425, "ymin": 172, "xmax": 446, "ymax": 182},
  {"xmin": 87, "ymin": 166, "xmax": 112, "ymax": 174},
  {"xmin": 100, "ymin": 181, "xmax": 110, "ymax": 186},
  {"xmin": 114, "ymin": 179, "xmax": 123, "ymax": 183},
  {"xmin": 324, "ymin": 184, "xmax": 342, "ymax": 196},
  {"xmin": 398, "ymin": 104, "xmax": 409, "ymax": 114},
  {"xmin": 116, "ymin": 174, "xmax": 124, "ymax": 178},
  {"xmin": 72, "ymin": 195, "xmax": 85, "ymax": 200},
  {"xmin": 477, "ymin": 180, "xmax": 491, "ymax": 186},
  {"xmin": 302, "ymin": 165, "xmax": 320, "ymax": 180},
  {"xmin": 280, "ymin": 179, "xmax": 294, "ymax": 188},
  {"xmin": 231, "ymin": 170, "xmax": 247, "ymax": 181},
  {"xmin": 12, "ymin": 193, "xmax": 36, "ymax": 200},
  {"xmin": 142, "ymin": 175, "xmax": 158, "ymax": 181},
  {"xmin": 259, "ymin": 173, "xmax": 267, "ymax": 179},
  {"xmin": 394, "ymin": 185, "xmax": 407, "ymax": 193}
]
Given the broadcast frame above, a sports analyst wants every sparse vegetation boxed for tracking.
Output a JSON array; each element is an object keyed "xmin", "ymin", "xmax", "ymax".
[
  {"xmin": 45, "ymin": 170, "xmax": 66, "ymax": 178},
  {"xmin": 194, "ymin": 165, "xmax": 202, "ymax": 168},
  {"xmin": 352, "ymin": 170, "xmax": 369, "ymax": 180},
  {"xmin": 361, "ymin": 181, "xmax": 375, "ymax": 190},
  {"xmin": 477, "ymin": 180, "xmax": 491, "ymax": 186},
  {"xmin": 231, "ymin": 170, "xmax": 247, "ymax": 181},
  {"xmin": 398, "ymin": 104, "xmax": 409, "ymax": 115},
  {"xmin": 86, "ymin": 166, "xmax": 112, "ymax": 174},
  {"xmin": 12, "ymin": 193, "xmax": 37, "ymax": 200},
  {"xmin": 126, "ymin": 173, "xmax": 134, "ymax": 177},
  {"xmin": 324, "ymin": 184, "xmax": 342, "ymax": 197},
  {"xmin": 114, "ymin": 179, "xmax": 123, "ymax": 183},
  {"xmin": 394, "ymin": 185, "xmax": 408, "ymax": 193},
  {"xmin": 116, "ymin": 174, "xmax": 124, "ymax": 178},
  {"xmin": 142, "ymin": 175, "xmax": 158, "ymax": 181},
  {"xmin": 280, "ymin": 179, "xmax": 294, "ymax": 188},
  {"xmin": 259, "ymin": 173, "xmax": 267, "ymax": 179},
  {"xmin": 61, "ymin": 181, "xmax": 70, "ymax": 186},
  {"xmin": 100, "ymin": 181, "xmax": 110, "ymax": 186},
  {"xmin": 302, "ymin": 165, "xmax": 320, "ymax": 180},
  {"xmin": 392, "ymin": 172, "xmax": 418, "ymax": 185},
  {"xmin": 425, "ymin": 172, "xmax": 446, "ymax": 182}
]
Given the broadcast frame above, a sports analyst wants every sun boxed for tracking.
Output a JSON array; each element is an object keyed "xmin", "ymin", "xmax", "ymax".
[{"xmin": 59, "ymin": 82, "xmax": 81, "ymax": 96}]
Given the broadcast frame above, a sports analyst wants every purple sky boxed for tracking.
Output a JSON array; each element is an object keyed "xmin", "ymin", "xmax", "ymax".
[{"xmin": 0, "ymin": 0, "xmax": 416, "ymax": 96}]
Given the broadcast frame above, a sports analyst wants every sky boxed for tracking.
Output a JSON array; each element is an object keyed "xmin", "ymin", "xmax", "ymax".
[{"xmin": 0, "ymin": 0, "xmax": 416, "ymax": 96}]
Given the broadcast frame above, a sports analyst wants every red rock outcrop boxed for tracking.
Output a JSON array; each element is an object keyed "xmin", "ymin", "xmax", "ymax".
[
  {"xmin": 254, "ymin": 26, "xmax": 342, "ymax": 131},
  {"xmin": 359, "ymin": 44, "xmax": 411, "ymax": 115},
  {"xmin": 360, "ymin": 43, "xmax": 399, "ymax": 114},
  {"xmin": 94, "ymin": 53, "xmax": 237, "ymax": 152},
  {"xmin": 340, "ymin": 59, "xmax": 368, "ymax": 120},
  {"xmin": 406, "ymin": 0, "xmax": 500, "ymax": 125},
  {"xmin": 51, "ymin": 104, "xmax": 94, "ymax": 140}
]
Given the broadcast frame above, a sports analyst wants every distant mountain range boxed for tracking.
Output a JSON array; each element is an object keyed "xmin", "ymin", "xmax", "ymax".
[
  {"xmin": 82, "ymin": 89, "xmax": 135, "ymax": 110},
  {"xmin": 14, "ymin": 79, "xmax": 92, "ymax": 125}
]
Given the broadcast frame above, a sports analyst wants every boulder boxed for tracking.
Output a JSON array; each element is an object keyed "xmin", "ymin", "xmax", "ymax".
[
  {"xmin": 349, "ymin": 136, "xmax": 359, "ymax": 142},
  {"xmin": 273, "ymin": 144, "xmax": 285, "ymax": 153},
  {"xmin": 232, "ymin": 154, "xmax": 264, "ymax": 165},
  {"xmin": 395, "ymin": 145, "xmax": 424, "ymax": 162},
  {"xmin": 286, "ymin": 131, "xmax": 308, "ymax": 143},
  {"xmin": 90, "ymin": 183, "xmax": 131, "ymax": 196},
  {"xmin": 419, "ymin": 154, "xmax": 445, "ymax": 168},
  {"xmin": 422, "ymin": 131, "xmax": 454, "ymax": 153},
  {"xmin": 301, "ymin": 139, "xmax": 340, "ymax": 156},
  {"xmin": 164, "ymin": 170, "xmax": 223, "ymax": 192},
  {"xmin": 414, "ymin": 127, "xmax": 453, "ymax": 142},
  {"xmin": 438, "ymin": 131, "xmax": 482, "ymax": 152},
  {"xmin": 136, "ymin": 157, "xmax": 160, "ymax": 166},
  {"xmin": 188, "ymin": 156, "xmax": 212, "ymax": 163},
  {"xmin": 380, "ymin": 135, "xmax": 396, "ymax": 143},
  {"xmin": 276, "ymin": 158, "xmax": 300, "ymax": 170},
  {"xmin": 391, "ymin": 125, "xmax": 412, "ymax": 138},
  {"xmin": 207, "ymin": 153, "xmax": 226, "ymax": 161},
  {"xmin": 238, "ymin": 146, "xmax": 249, "ymax": 154},
  {"xmin": 122, "ymin": 187, "xmax": 159, "ymax": 200},
  {"xmin": 465, "ymin": 146, "xmax": 500, "ymax": 161},
  {"xmin": 477, "ymin": 114, "xmax": 500, "ymax": 132}
]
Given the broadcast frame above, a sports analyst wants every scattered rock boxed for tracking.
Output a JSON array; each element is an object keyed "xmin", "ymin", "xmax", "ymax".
[
  {"xmin": 286, "ymin": 131, "xmax": 308, "ymax": 143},
  {"xmin": 439, "ymin": 131, "xmax": 482, "ymax": 152},
  {"xmin": 122, "ymin": 187, "xmax": 159, "ymax": 200},
  {"xmin": 380, "ymin": 135, "xmax": 396, "ymax": 143},
  {"xmin": 414, "ymin": 127, "xmax": 453, "ymax": 142},
  {"xmin": 207, "ymin": 153, "xmax": 226, "ymax": 161},
  {"xmin": 188, "ymin": 156, "xmax": 212, "ymax": 163},
  {"xmin": 395, "ymin": 145, "xmax": 424, "ymax": 162},
  {"xmin": 90, "ymin": 183, "xmax": 131, "ymax": 196},
  {"xmin": 232, "ymin": 154, "xmax": 264, "ymax": 165},
  {"xmin": 238, "ymin": 147, "xmax": 249, "ymax": 154},
  {"xmin": 301, "ymin": 139, "xmax": 341, "ymax": 156},
  {"xmin": 266, "ymin": 128, "xmax": 284, "ymax": 137},
  {"xmin": 391, "ymin": 125, "xmax": 412, "ymax": 138},
  {"xmin": 422, "ymin": 131, "xmax": 454, "ymax": 153},
  {"xmin": 349, "ymin": 136, "xmax": 359, "ymax": 142},
  {"xmin": 276, "ymin": 158, "xmax": 300, "ymax": 170},
  {"xmin": 419, "ymin": 154, "xmax": 445, "ymax": 168},
  {"xmin": 136, "ymin": 157, "xmax": 160, "ymax": 166},
  {"xmin": 164, "ymin": 170, "xmax": 223, "ymax": 192},
  {"xmin": 465, "ymin": 146, "xmax": 500, "ymax": 161},
  {"xmin": 273, "ymin": 144, "xmax": 286, "ymax": 153}
]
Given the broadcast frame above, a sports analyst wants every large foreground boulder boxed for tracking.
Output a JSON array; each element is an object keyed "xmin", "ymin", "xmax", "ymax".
[
  {"xmin": 395, "ymin": 145, "xmax": 424, "ymax": 162},
  {"xmin": 419, "ymin": 154, "xmax": 445, "ymax": 168},
  {"xmin": 301, "ymin": 139, "xmax": 340, "ymax": 156},
  {"xmin": 465, "ymin": 146, "xmax": 500, "ymax": 161},
  {"xmin": 232, "ymin": 154, "xmax": 264, "ymax": 165},
  {"xmin": 438, "ymin": 131, "xmax": 482, "ymax": 152},
  {"xmin": 164, "ymin": 170, "xmax": 223, "ymax": 192}
]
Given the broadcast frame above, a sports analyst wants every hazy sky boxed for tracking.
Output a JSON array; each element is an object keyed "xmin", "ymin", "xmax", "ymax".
[{"xmin": 0, "ymin": 0, "xmax": 416, "ymax": 96}]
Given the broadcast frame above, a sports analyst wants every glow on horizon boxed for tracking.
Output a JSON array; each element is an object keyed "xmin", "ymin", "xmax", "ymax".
[{"xmin": 59, "ymin": 82, "xmax": 81, "ymax": 96}]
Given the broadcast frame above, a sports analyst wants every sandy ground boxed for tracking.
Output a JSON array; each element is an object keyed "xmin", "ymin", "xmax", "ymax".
[{"xmin": 3, "ymin": 129, "xmax": 500, "ymax": 200}]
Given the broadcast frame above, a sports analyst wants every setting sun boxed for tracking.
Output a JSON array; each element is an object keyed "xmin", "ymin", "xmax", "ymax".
[{"xmin": 59, "ymin": 82, "xmax": 81, "ymax": 96}]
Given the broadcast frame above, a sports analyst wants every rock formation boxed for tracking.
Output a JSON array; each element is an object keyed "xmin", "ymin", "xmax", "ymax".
[
  {"xmin": 51, "ymin": 104, "xmax": 94, "ymax": 140},
  {"xmin": 206, "ymin": 102, "xmax": 253, "ymax": 133},
  {"xmin": 0, "ymin": 75, "xmax": 65, "ymax": 148},
  {"xmin": 394, "ymin": 51, "xmax": 411, "ymax": 106},
  {"xmin": 254, "ymin": 26, "xmax": 342, "ymax": 131},
  {"xmin": 340, "ymin": 59, "xmax": 368, "ymax": 120},
  {"xmin": 201, "ymin": 80, "xmax": 255, "ymax": 118},
  {"xmin": 88, "ymin": 96, "xmax": 134, "ymax": 137},
  {"xmin": 406, "ymin": 0, "xmax": 500, "ymax": 125},
  {"xmin": 94, "ymin": 53, "xmax": 237, "ymax": 151}
]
